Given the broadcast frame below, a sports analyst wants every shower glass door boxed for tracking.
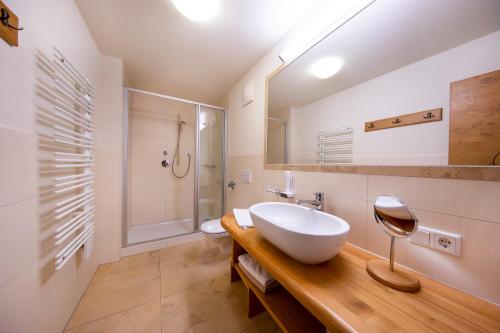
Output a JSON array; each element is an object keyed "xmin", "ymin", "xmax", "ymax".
[
  {"xmin": 123, "ymin": 89, "xmax": 225, "ymax": 246},
  {"xmin": 126, "ymin": 90, "xmax": 196, "ymax": 245},
  {"xmin": 196, "ymin": 106, "xmax": 225, "ymax": 228}
]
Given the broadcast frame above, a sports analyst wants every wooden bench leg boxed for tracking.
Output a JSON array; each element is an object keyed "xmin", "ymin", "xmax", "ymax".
[
  {"xmin": 248, "ymin": 287, "xmax": 266, "ymax": 318},
  {"xmin": 230, "ymin": 239, "xmax": 246, "ymax": 282},
  {"xmin": 231, "ymin": 263, "xmax": 241, "ymax": 282}
]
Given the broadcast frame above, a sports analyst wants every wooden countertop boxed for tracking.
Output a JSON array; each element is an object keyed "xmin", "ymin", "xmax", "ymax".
[{"xmin": 222, "ymin": 215, "xmax": 500, "ymax": 333}]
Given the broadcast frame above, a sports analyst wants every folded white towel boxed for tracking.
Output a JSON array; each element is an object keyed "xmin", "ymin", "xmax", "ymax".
[
  {"xmin": 239, "ymin": 264, "xmax": 280, "ymax": 294},
  {"xmin": 233, "ymin": 208, "xmax": 253, "ymax": 228},
  {"xmin": 238, "ymin": 254, "xmax": 277, "ymax": 293}
]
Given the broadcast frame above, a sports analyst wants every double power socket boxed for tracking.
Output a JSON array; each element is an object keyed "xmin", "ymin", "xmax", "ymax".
[{"xmin": 409, "ymin": 226, "xmax": 462, "ymax": 256}]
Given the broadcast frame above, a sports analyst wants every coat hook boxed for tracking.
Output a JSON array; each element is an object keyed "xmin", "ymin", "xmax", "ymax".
[
  {"xmin": 423, "ymin": 111, "xmax": 434, "ymax": 119},
  {"xmin": 367, "ymin": 122, "xmax": 375, "ymax": 128},
  {"xmin": 392, "ymin": 117, "xmax": 401, "ymax": 124},
  {"xmin": 0, "ymin": 8, "xmax": 23, "ymax": 31}
]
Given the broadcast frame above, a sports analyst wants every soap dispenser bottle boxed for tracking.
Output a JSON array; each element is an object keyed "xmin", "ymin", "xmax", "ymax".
[{"xmin": 280, "ymin": 171, "xmax": 295, "ymax": 198}]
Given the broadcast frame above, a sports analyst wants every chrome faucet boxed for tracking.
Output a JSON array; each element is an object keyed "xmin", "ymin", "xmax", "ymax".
[{"xmin": 296, "ymin": 192, "xmax": 325, "ymax": 211}]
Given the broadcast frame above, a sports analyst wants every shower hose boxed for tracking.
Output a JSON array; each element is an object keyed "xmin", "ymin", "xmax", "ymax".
[{"xmin": 172, "ymin": 121, "xmax": 191, "ymax": 178}]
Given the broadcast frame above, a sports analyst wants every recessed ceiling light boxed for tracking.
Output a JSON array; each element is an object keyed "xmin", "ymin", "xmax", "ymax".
[
  {"xmin": 310, "ymin": 57, "xmax": 343, "ymax": 79},
  {"xmin": 172, "ymin": 0, "xmax": 220, "ymax": 22}
]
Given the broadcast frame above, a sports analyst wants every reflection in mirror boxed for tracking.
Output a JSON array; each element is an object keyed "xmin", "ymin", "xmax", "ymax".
[
  {"xmin": 267, "ymin": 0, "xmax": 500, "ymax": 166},
  {"xmin": 267, "ymin": 116, "xmax": 288, "ymax": 164}
]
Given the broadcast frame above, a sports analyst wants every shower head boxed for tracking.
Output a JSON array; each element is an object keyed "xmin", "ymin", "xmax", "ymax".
[{"xmin": 176, "ymin": 114, "xmax": 186, "ymax": 127}]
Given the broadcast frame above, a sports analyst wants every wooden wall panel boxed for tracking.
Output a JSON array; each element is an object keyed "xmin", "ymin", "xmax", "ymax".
[{"xmin": 449, "ymin": 69, "xmax": 500, "ymax": 165}]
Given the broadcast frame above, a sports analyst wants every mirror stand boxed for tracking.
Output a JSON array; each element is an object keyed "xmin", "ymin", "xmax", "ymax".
[
  {"xmin": 366, "ymin": 196, "xmax": 420, "ymax": 293},
  {"xmin": 366, "ymin": 237, "xmax": 420, "ymax": 293}
]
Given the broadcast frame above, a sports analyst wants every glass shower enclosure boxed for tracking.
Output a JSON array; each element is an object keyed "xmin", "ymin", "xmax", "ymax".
[{"xmin": 122, "ymin": 88, "xmax": 225, "ymax": 246}]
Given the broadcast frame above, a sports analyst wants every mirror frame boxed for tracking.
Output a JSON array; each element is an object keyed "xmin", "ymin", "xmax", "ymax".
[{"xmin": 264, "ymin": 65, "xmax": 500, "ymax": 182}]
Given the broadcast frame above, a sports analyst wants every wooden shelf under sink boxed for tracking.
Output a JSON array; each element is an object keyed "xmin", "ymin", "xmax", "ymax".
[
  {"xmin": 222, "ymin": 214, "xmax": 500, "ymax": 333},
  {"xmin": 233, "ymin": 263, "xmax": 325, "ymax": 333}
]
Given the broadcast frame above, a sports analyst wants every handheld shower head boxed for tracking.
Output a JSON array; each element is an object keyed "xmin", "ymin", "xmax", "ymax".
[
  {"xmin": 176, "ymin": 114, "xmax": 186, "ymax": 127},
  {"xmin": 172, "ymin": 115, "xmax": 191, "ymax": 178}
]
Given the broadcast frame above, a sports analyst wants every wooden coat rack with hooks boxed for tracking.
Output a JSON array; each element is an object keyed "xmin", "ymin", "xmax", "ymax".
[
  {"xmin": 0, "ymin": 0, "xmax": 23, "ymax": 47},
  {"xmin": 364, "ymin": 108, "xmax": 442, "ymax": 132}
]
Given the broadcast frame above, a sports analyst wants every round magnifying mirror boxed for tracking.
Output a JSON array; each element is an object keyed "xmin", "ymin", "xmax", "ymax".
[
  {"xmin": 374, "ymin": 195, "xmax": 418, "ymax": 238},
  {"xmin": 366, "ymin": 195, "xmax": 420, "ymax": 292}
]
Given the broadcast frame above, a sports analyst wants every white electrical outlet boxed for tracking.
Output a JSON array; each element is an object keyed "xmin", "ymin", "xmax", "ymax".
[
  {"xmin": 409, "ymin": 226, "xmax": 461, "ymax": 256},
  {"xmin": 434, "ymin": 232, "xmax": 461, "ymax": 255}
]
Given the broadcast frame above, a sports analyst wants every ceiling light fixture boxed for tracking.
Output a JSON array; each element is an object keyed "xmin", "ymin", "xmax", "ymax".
[
  {"xmin": 172, "ymin": 0, "xmax": 220, "ymax": 22},
  {"xmin": 279, "ymin": 0, "xmax": 375, "ymax": 64},
  {"xmin": 310, "ymin": 57, "xmax": 343, "ymax": 79}
]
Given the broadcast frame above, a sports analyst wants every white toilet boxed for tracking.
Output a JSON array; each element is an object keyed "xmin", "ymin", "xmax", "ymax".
[
  {"xmin": 200, "ymin": 218, "xmax": 228, "ymax": 239},
  {"xmin": 201, "ymin": 218, "xmax": 231, "ymax": 256}
]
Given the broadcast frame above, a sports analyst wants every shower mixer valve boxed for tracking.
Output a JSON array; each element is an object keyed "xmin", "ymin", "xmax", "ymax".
[{"xmin": 161, "ymin": 150, "xmax": 170, "ymax": 167}]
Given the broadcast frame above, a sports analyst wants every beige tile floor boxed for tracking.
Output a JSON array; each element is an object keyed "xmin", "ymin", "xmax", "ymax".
[{"xmin": 65, "ymin": 239, "xmax": 282, "ymax": 333}]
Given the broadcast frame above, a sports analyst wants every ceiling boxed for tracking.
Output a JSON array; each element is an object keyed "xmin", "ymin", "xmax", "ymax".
[
  {"xmin": 269, "ymin": 0, "xmax": 500, "ymax": 113},
  {"xmin": 76, "ymin": 0, "xmax": 321, "ymax": 105}
]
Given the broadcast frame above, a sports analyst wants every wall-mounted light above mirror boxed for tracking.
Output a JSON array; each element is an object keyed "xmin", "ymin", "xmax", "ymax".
[{"xmin": 279, "ymin": 0, "xmax": 375, "ymax": 64}]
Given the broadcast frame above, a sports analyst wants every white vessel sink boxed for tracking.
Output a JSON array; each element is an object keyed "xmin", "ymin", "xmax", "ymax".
[{"xmin": 249, "ymin": 202, "xmax": 350, "ymax": 264}]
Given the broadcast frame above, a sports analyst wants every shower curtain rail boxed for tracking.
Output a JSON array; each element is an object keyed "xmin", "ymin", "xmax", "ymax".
[{"xmin": 126, "ymin": 87, "xmax": 225, "ymax": 111}]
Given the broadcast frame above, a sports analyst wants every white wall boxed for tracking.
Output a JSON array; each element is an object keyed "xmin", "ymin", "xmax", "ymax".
[
  {"xmin": 0, "ymin": 0, "xmax": 122, "ymax": 332},
  {"xmin": 224, "ymin": 11, "xmax": 500, "ymax": 305},
  {"xmin": 224, "ymin": 0, "xmax": 343, "ymax": 157},
  {"xmin": 224, "ymin": 7, "xmax": 323, "ymax": 211},
  {"xmin": 95, "ymin": 56, "xmax": 124, "ymax": 265},
  {"xmin": 290, "ymin": 31, "xmax": 500, "ymax": 165}
]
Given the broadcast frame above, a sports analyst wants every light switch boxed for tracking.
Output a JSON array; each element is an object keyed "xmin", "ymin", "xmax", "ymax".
[
  {"xmin": 240, "ymin": 169, "xmax": 252, "ymax": 184},
  {"xmin": 409, "ymin": 229, "xmax": 430, "ymax": 246}
]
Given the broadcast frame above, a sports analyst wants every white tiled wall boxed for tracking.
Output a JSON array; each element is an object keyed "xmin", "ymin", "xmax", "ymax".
[
  {"xmin": 95, "ymin": 56, "xmax": 124, "ymax": 265},
  {"xmin": 0, "ymin": 1, "xmax": 123, "ymax": 332},
  {"xmin": 227, "ymin": 158, "xmax": 500, "ymax": 305},
  {"xmin": 97, "ymin": 152, "xmax": 122, "ymax": 264}
]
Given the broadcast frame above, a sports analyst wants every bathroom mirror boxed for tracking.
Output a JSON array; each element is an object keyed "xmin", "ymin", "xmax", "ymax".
[
  {"xmin": 367, "ymin": 196, "xmax": 420, "ymax": 292},
  {"xmin": 266, "ymin": 0, "xmax": 500, "ymax": 167}
]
